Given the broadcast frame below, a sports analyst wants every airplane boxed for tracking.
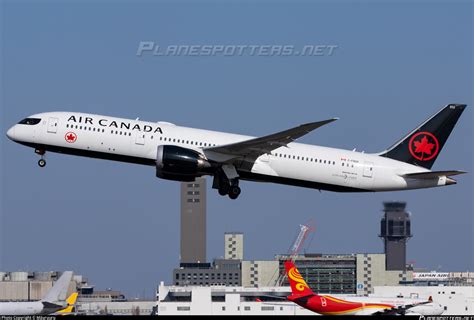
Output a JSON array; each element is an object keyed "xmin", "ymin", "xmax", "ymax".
[
  {"xmin": 283, "ymin": 260, "xmax": 444, "ymax": 315},
  {"xmin": 0, "ymin": 271, "xmax": 74, "ymax": 315},
  {"xmin": 6, "ymin": 104, "xmax": 467, "ymax": 199}
]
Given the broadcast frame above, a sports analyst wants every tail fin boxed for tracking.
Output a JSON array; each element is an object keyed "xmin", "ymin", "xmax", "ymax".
[
  {"xmin": 42, "ymin": 271, "xmax": 73, "ymax": 303},
  {"xmin": 379, "ymin": 104, "xmax": 466, "ymax": 169},
  {"xmin": 284, "ymin": 260, "xmax": 314, "ymax": 297}
]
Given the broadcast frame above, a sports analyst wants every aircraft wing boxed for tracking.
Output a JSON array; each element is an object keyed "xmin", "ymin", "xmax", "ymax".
[
  {"xmin": 204, "ymin": 118, "xmax": 338, "ymax": 161},
  {"xmin": 373, "ymin": 297, "xmax": 433, "ymax": 316}
]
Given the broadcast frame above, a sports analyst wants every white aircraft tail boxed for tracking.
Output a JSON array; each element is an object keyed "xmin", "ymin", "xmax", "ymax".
[{"xmin": 41, "ymin": 271, "xmax": 73, "ymax": 303}]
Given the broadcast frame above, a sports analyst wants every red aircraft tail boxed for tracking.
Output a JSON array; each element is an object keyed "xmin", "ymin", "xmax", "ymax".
[{"xmin": 284, "ymin": 260, "xmax": 315, "ymax": 297}]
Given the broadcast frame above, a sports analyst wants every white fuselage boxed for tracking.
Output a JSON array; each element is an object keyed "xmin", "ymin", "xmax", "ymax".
[
  {"xmin": 0, "ymin": 301, "xmax": 45, "ymax": 315},
  {"xmin": 6, "ymin": 112, "xmax": 451, "ymax": 192}
]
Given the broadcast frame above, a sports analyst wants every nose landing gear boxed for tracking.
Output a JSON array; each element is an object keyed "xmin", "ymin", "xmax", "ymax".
[{"xmin": 35, "ymin": 149, "xmax": 46, "ymax": 168}]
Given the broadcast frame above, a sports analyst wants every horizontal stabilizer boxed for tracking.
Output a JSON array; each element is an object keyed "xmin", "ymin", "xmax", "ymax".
[{"xmin": 402, "ymin": 170, "xmax": 467, "ymax": 179}]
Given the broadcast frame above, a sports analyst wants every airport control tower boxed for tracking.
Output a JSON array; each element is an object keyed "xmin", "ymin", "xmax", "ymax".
[
  {"xmin": 180, "ymin": 177, "xmax": 206, "ymax": 264},
  {"xmin": 379, "ymin": 202, "xmax": 412, "ymax": 271}
]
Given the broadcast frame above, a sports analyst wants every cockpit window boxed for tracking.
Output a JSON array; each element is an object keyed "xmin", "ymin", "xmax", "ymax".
[{"xmin": 18, "ymin": 118, "xmax": 41, "ymax": 125}]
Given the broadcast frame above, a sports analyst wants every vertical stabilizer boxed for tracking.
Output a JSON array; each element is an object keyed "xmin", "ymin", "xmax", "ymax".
[
  {"xmin": 41, "ymin": 271, "xmax": 73, "ymax": 303},
  {"xmin": 284, "ymin": 260, "xmax": 314, "ymax": 297},
  {"xmin": 379, "ymin": 104, "xmax": 466, "ymax": 169}
]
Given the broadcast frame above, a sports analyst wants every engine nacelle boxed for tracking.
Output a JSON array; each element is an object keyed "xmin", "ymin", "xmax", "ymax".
[{"xmin": 156, "ymin": 145, "xmax": 211, "ymax": 181}]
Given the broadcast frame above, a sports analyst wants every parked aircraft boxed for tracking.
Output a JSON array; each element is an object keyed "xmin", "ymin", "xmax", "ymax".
[
  {"xmin": 0, "ymin": 271, "xmax": 73, "ymax": 315},
  {"xmin": 284, "ymin": 260, "xmax": 443, "ymax": 315}
]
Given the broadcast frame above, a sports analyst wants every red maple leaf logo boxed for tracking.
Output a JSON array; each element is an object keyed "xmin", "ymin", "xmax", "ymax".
[
  {"xmin": 65, "ymin": 132, "xmax": 77, "ymax": 143},
  {"xmin": 413, "ymin": 136, "xmax": 435, "ymax": 157},
  {"xmin": 409, "ymin": 132, "xmax": 439, "ymax": 161}
]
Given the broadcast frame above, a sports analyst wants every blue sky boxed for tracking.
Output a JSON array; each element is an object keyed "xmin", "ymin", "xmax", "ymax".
[{"xmin": 1, "ymin": 1, "xmax": 472, "ymax": 298}]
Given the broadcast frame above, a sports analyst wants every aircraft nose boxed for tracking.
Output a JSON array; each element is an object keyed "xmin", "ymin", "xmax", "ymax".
[{"xmin": 6, "ymin": 126, "xmax": 15, "ymax": 141}]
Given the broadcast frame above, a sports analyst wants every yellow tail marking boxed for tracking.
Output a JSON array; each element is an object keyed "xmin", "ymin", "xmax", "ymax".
[
  {"xmin": 66, "ymin": 292, "xmax": 78, "ymax": 305},
  {"xmin": 288, "ymin": 267, "xmax": 310, "ymax": 292}
]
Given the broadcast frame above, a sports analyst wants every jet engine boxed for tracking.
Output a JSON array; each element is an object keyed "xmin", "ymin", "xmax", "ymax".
[{"xmin": 156, "ymin": 145, "xmax": 212, "ymax": 181}]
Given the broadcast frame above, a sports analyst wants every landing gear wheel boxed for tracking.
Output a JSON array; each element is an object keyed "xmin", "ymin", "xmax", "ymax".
[
  {"xmin": 228, "ymin": 185, "xmax": 241, "ymax": 200},
  {"xmin": 38, "ymin": 159, "xmax": 46, "ymax": 167},
  {"xmin": 218, "ymin": 183, "xmax": 230, "ymax": 196}
]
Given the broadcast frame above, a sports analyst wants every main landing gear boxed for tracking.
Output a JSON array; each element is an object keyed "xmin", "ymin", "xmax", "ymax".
[
  {"xmin": 35, "ymin": 149, "xmax": 46, "ymax": 168},
  {"xmin": 213, "ymin": 167, "xmax": 241, "ymax": 200},
  {"xmin": 218, "ymin": 178, "xmax": 241, "ymax": 200}
]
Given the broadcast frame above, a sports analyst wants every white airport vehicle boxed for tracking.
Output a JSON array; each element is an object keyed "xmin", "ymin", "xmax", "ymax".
[
  {"xmin": 6, "ymin": 104, "xmax": 467, "ymax": 199},
  {"xmin": 0, "ymin": 271, "xmax": 73, "ymax": 315}
]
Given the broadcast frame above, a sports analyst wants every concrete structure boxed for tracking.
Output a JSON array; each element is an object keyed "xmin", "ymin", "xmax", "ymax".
[
  {"xmin": 0, "ymin": 271, "xmax": 78, "ymax": 301},
  {"xmin": 173, "ymin": 260, "xmax": 241, "ymax": 287},
  {"xmin": 78, "ymin": 287, "xmax": 126, "ymax": 302},
  {"xmin": 355, "ymin": 253, "xmax": 412, "ymax": 295},
  {"xmin": 379, "ymin": 202, "xmax": 412, "ymax": 271},
  {"xmin": 277, "ymin": 254, "xmax": 358, "ymax": 294},
  {"xmin": 180, "ymin": 178, "xmax": 206, "ymax": 264},
  {"xmin": 241, "ymin": 260, "xmax": 279, "ymax": 287},
  {"xmin": 224, "ymin": 232, "xmax": 244, "ymax": 260},
  {"xmin": 78, "ymin": 300, "xmax": 156, "ymax": 315},
  {"xmin": 236, "ymin": 253, "xmax": 412, "ymax": 295},
  {"xmin": 156, "ymin": 282, "xmax": 314, "ymax": 315}
]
